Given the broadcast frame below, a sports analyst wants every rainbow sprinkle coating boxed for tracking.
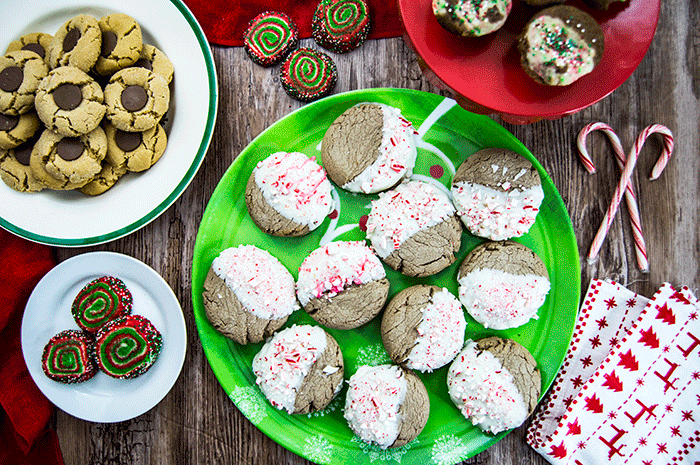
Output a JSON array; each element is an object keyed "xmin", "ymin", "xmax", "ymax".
[
  {"xmin": 280, "ymin": 48, "xmax": 337, "ymax": 102},
  {"xmin": 244, "ymin": 11, "xmax": 299, "ymax": 67},
  {"xmin": 312, "ymin": 0, "xmax": 371, "ymax": 53},
  {"xmin": 71, "ymin": 276, "xmax": 133, "ymax": 334},
  {"xmin": 96, "ymin": 314, "xmax": 162, "ymax": 379},
  {"xmin": 41, "ymin": 329, "xmax": 98, "ymax": 384}
]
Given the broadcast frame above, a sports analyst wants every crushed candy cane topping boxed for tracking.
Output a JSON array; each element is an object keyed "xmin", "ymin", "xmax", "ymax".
[
  {"xmin": 458, "ymin": 268, "xmax": 550, "ymax": 330},
  {"xmin": 447, "ymin": 340, "xmax": 528, "ymax": 434},
  {"xmin": 366, "ymin": 180, "xmax": 455, "ymax": 258},
  {"xmin": 252, "ymin": 325, "xmax": 329, "ymax": 413},
  {"xmin": 296, "ymin": 241, "xmax": 385, "ymax": 306},
  {"xmin": 407, "ymin": 288, "xmax": 467, "ymax": 372},
  {"xmin": 342, "ymin": 104, "xmax": 418, "ymax": 194},
  {"xmin": 451, "ymin": 181, "xmax": 543, "ymax": 241},
  {"xmin": 212, "ymin": 245, "xmax": 299, "ymax": 320},
  {"xmin": 254, "ymin": 151, "xmax": 334, "ymax": 229},
  {"xmin": 344, "ymin": 364, "xmax": 407, "ymax": 449}
]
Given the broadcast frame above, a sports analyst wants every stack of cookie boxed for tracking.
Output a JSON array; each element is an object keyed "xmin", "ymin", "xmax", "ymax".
[{"xmin": 0, "ymin": 12, "xmax": 173, "ymax": 195}]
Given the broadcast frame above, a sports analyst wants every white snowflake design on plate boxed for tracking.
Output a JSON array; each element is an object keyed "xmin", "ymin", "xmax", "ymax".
[
  {"xmin": 304, "ymin": 435, "xmax": 333, "ymax": 464},
  {"xmin": 351, "ymin": 436, "xmax": 417, "ymax": 463},
  {"xmin": 306, "ymin": 395, "xmax": 343, "ymax": 419},
  {"xmin": 431, "ymin": 434, "xmax": 472, "ymax": 465},
  {"xmin": 228, "ymin": 386, "xmax": 268, "ymax": 425},
  {"xmin": 355, "ymin": 343, "xmax": 392, "ymax": 367}
]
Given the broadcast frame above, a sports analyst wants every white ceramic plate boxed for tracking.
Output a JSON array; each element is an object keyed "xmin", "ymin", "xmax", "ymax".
[
  {"xmin": 21, "ymin": 251, "xmax": 187, "ymax": 423},
  {"xmin": 0, "ymin": 0, "xmax": 217, "ymax": 246}
]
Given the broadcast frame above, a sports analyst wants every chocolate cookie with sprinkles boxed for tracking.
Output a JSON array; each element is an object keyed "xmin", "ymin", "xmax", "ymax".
[
  {"xmin": 244, "ymin": 11, "xmax": 298, "ymax": 67},
  {"xmin": 312, "ymin": 0, "xmax": 371, "ymax": 53}
]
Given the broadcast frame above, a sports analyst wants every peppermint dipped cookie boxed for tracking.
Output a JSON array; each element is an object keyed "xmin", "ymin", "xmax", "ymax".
[
  {"xmin": 42, "ymin": 329, "xmax": 98, "ymax": 384},
  {"xmin": 451, "ymin": 148, "xmax": 543, "ymax": 241},
  {"xmin": 280, "ymin": 48, "xmax": 337, "ymax": 102},
  {"xmin": 296, "ymin": 241, "xmax": 389, "ymax": 330},
  {"xmin": 518, "ymin": 6, "xmax": 604, "ymax": 86},
  {"xmin": 457, "ymin": 240, "xmax": 550, "ymax": 330},
  {"xmin": 96, "ymin": 314, "xmax": 162, "ymax": 379},
  {"xmin": 322, "ymin": 103, "xmax": 418, "ymax": 194},
  {"xmin": 366, "ymin": 180, "xmax": 462, "ymax": 277},
  {"xmin": 245, "ymin": 151, "xmax": 334, "ymax": 237},
  {"xmin": 381, "ymin": 285, "xmax": 466, "ymax": 372},
  {"xmin": 344, "ymin": 364, "xmax": 430, "ymax": 449},
  {"xmin": 0, "ymin": 50, "xmax": 49, "ymax": 116},
  {"xmin": 433, "ymin": 0, "xmax": 512, "ymax": 37},
  {"xmin": 252, "ymin": 325, "xmax": 344, "ymax": 414},
  {"xmin": 203, "ymin": 245, "xmax": 299, "ymax": 345},
  {"xmin": 244, "ymin": 11, "xmax": 299, "ymax": 67},
  {"xmin": 447, "ymin": 337, "xmax": 541, "ymax": 434},
  {"xmin": 312, "ymin": 0, "xmax": 371, "ymax": 54},
  {"xmin": 71, "ymin": 276, "xmax": 133, "ymax": 334}
]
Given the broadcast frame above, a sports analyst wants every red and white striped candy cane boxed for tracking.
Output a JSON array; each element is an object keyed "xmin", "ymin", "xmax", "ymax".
[
  {"xmin": 587, "ymin": 124, "xmax": 674, "ymax": 269},
  {"xmin": 577, "ymin": 122, "xmax": 648, "ymax": 271}
]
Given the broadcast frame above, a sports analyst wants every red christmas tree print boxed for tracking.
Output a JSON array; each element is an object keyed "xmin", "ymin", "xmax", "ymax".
[
  {"xmin": 603, "ymin": 371, "xmax": 624, "ymax": 392},
  {"xmin": 639, "ymin": 327, "xmax": 660, "ymax": 348},
  {"xmin": 567, "ymin": 419, "xmax": 581, "ymax": 436},
  {"xmin": 618, "ymin": 349, "xmax": 639, "ymax": 371},
  {"xmin": 549, "ymin": 442, "xmax": 567, "ymax": 459},
  {"xmin": 585, "ymin": 394, "xmax": 604, "ymax": 413},
  {"xmin": 656, "ymin": 303, "xmax": 676, "ymax": 325},
  {"xmin": 670, "ymin": 290, "xmax": 691, "ymax": 305}
]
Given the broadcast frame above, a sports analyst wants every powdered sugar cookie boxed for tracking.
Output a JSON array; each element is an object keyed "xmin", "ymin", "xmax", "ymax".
[
  {"xmin": 296, "ymin": 241, "xmax": 389, "ymax": 330},
  {"xmin": 252, "ymin": 324, "xmax": 344, "ymax": 414},
  {"xmin": 457, "ymin": 240, "xmax": 550, "ymax": 330},
  {"xmin": 245, "ymin": 151, "xmax": 334, "ymax": 237},
  {"xmin": 381, "ymin": 285, "xmax": 466, "ymax": 372},
  {"xmin": 203, "ymin": 245, "xmax": 299, "ymax": 345},
  {"xmin": 322, "ymin": 103, "xmax": 418, "ymax": 194},
  {"xmin": 451, "ymin": 148, "xmax": 543, "ymax": 241},
  {"xmin": 447, "ymin": 337, "xmax": 541, "ymax": 434},
  {"xmin": 366, "ymin": 180, "xmax": 461, "ymax": 277},
  {"xmin": 344, "ymin": 364, "xmax": 429, "ymax": 449}
]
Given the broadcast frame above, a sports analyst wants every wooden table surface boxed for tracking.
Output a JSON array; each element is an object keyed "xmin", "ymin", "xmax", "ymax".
[{"xmin": 52, "ymin": 1, "xmax": 699, "ymax": 463}]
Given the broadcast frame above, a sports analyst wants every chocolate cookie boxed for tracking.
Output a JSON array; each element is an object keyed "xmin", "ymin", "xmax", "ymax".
[
  {"xmin": 321, "ymin": 103, "xmax": 418, "ymax": 194},
  {"xmin": 252, "ymin": 325, "xmax": 344, "ymax": 414},
  {"xmin": 0, "ymin": 50, "xmax": 49, "ymax": 115},
  {"xmin": 29, "ymin": 126, "xmax": 107, "ymax": 189},
  {"xmin": 451, "ymin": 148, "xmax": 544, "ymax": 241},
  {"xmin": 433, "ymin": 0, "xmax": 512, "ymax": 37},
  {"xmin": 0, "ymin": 137, "xmax": 44, "ymax": 192},
  {"xmin": 130, "ymin": 44, "xmax": 174, "ymax": 84},
  {"xmin": 104, "ymin": 122, "xmax": 167, "ymax": 172},
  {"xmin": 245, "ymin": 151, "xmax": 334, "ymax": 237},
  {"xmin": 202, "ymin": 245, "xmax": 299, "ymax": 345},
  {"xmin": 366, "ymin": 180, "xmax": 462, "ymax": 277},
  {"xmin": 34, "ymin": 66, "xmax": 106, "ymax": 137},
  {"xmin": 344, "ymin": 364, "xmax": 430, "ymax": 449},
  {"xmin": 518, "ymin": 5, "xmax": 604, "ymax": 86},
  {"xmin": 48, "ymin": 14, "xmax": 102, "ymax": 72},
  {"xmin": 0, "ymin": 111, "xmax": 41, "ymax": 149},
  {"xmin": 447, "ymin": 337, "xmax": 541, "ymax": 434},
  {"xmin": 296, "ymin": 241, "xmax": 389, "ymax": 330},
  {"xmin": 104, "ymin": 67, "xmax": 169, "ymax": 132},
  {"xmin": 457, "ymin": 240, "xmax": 550, "ymax": 330},
  {"xmin": 5, "ymin": 32, "xmax": 53, "ymax": 65},
  {"xmin": 381, "ymin": 285, "xmax": 466, "ymax": 372},
  {"xmin": 311, "ymin": 0, "xmax": 371, "ymax": 53},
  {"xmin": 95, "ymin": 13, "xmax": 143, "ymax": 76}
]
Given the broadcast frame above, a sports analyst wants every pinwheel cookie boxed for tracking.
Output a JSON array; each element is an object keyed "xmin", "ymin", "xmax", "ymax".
[
  {"xmin": 41, "ymin": 330, "xmax": 98, "ymax": 384},
  {"xmin": 280, "ymin": 48, "xmax": 337, "ymax": 102},
  {"xmin": 312, "ymin": 0, "xmax": 371, "ymax": 53},
  {"xmin": 71, "ymin": 275, "xmax": 133, "ymax": 334},
  {"xmin": 96, "ymin": 314, "xmax": 162, "ymax": 379},
  {"xmin": 244, "ymin": 11, "xmax": 298, "ymax": 67}
]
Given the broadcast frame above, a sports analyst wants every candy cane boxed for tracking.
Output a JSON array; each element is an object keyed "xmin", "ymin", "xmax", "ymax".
[
  {"xmin": 577, "ymin": 123, "xmax": 648, "ymax": 271},
  {"xmin": 587, "ymin": 124, "xmax": 674, "ymax": 268}
]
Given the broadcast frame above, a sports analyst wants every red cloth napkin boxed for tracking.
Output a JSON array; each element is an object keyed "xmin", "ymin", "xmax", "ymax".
[
  {"xmin": 0, "ymin": 229, "xmax": 64, "ymax": 465},
  {"xmin": 182, "ymin": 0, "xmax": 403, "ymax": 47}
]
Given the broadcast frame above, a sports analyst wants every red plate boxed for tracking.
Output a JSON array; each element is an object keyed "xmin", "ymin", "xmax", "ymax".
[{"xmin": 398, "ymin": 0, "xmax": 660, "ymax": 123}]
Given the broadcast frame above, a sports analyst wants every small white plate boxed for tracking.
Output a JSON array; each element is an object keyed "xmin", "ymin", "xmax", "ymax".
[
  {"xmin": 0, "ymin": 0, "xmax": 217, "ymax": 246},
  {"xmin": 21, "ymin": 251, "xmax": 187, "ymax": 423}
]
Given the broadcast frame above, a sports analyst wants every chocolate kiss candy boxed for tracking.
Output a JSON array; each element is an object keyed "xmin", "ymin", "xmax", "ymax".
[
  {"xmin": 22, "ymin": 42, "xmax": 46, "ymax": 59},
  {"xmin": 133, "ymin": 58, "xmax": 152, "ymax": 71},
  {"xmin": 114, "ymin": 129, "xmax": 142, "ymax": 152},
  {"xmin": 0, "ymin": 113, "xmax": 19, "ymax": 131},
  {"xmin": 121, "ymin": 85, "xmax": 148, "ymax": 111},
  {"xmin": 53, "ymin": 83, "xmax": 82, "ymax": 110},
  {"xmin": 0, "ymin": 66, "xmax": 23, "ymax": 92},
  {"xmin": 56, "ymin": 137, "xmax": 83, "ymax": 161},
  {"xmin": 14, "ymin": 144, "xmax": 33, "ymax": 166},
  {"xmin": 101, "ymin": 31, "xmax": 117, "ymax": 57},
  {"xmin": 63, "ymin": 28, "xmax": 80, "ymax": 52}
]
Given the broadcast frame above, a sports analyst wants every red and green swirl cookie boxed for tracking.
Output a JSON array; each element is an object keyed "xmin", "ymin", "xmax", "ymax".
[
  {"xmin": 244, "ymin": 11, "xmax": 299, "ymax": 67},
  {"xmin": 312, "ymin": 0, "xmax": 371, "ymax": 53},
  {"xmin": 280, "ymin": 48, "xmax": 337, "ymax": 102},
  {"xmin": 96, "ymin": 314, "xmax": 162, "ymax": 379},
  {"xmin": 71, "ymin": 276, "xmax": 133, "ymax": 334},
  {"xmin": 42, "ymin": 330, "xmax": 98, "ymax": 384}
]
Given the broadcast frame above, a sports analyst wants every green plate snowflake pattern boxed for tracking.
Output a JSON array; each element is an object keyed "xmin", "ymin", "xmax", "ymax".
[
  {"xmin": 228, "ymin": 386, "xmax": 268, "ymax": 425},
  {"xmin": 431, "ymin": 434, "xmax": 473, "ymax": 465},
  {"xmin": 304, "ymin": 435, "xmax": 334, "ymax": 464},
  {"xmin": 351, "ymin": 436, "xmax": 417, "ymax": 463}
]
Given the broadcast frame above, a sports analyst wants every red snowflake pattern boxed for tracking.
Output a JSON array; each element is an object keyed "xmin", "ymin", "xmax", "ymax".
[
  {"xmin": 665, "ymin": 404, "xmax": 674, "ymax": 413},
  {"xmin": 590, "ymin": 335, "xmax": 602, "ymax": 349},
  {"xmin": 577, "ymin": 441, "xmax": 586, "ymax": 450},
  {"xmin": 608, "ymin": 411, "xmax": 618, "ymax": 420},
  {"xmin": 690, "ymin": 311, "xmax": 698, "ymax": 320},
  {"xmin": 604, "ymin": 297, "xmax": 617, "ymax": 309},
  {"xmin": 596, "ymin": 316, "xmax": 609, "ymax": 330},
  {"xmin": 639, "ymin": 437, "xmax": 648, "ymax": 446},
  {"xmin": 691, "ymin": 371, "xmax": 700, "ymax": 380},
  {"xmin": 657, "ymin": 443, "xmax": 668, "ymax": 454},
  {"xmin": 609, "ymin": 336, "xmax": 619, "ymax": 347},
  {"xmin": 663, "ymin": 345, "xmax": 671, "ymax": 353},
  {"xmin": 682, "ymin": 410, "xmax": 694, "ymax": 421},
  {"xmin": 641, "ymin": 460, "xmax": 652, "ymax": 465},
  {"xmin": 626, "ymin": 298, "xmax": 637, "ymax": 308},
  {"xmin": 581, "ymin": 355, "xmax": 593, "ymax": 368},
  {"xmin": 572, "ymin": 375, "xmax": 584, "ymax": 389},
  {"xmin": 671, "ymin": 426, "xmax": 681, "ymax": 436},
  {"xmin": 636, "ymin": 378, "xmax": 645, "ymax": 386}
]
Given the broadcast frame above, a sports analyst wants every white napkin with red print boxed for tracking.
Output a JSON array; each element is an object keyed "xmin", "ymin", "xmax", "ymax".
[{"xmin": 527, "ymin": 279, "xmax": 700, "ymax": 464}]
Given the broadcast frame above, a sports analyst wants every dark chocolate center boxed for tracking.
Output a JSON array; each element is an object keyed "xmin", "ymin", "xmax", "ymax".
[
  {"xmin": 101, "ymin": 31, "xmax": 118, "ymax": 57},
  {"xmin": 114, "ymin": 129, "xmax": 142, "ymax": 152},
  {"xmin": 56, "ymin": 137, "xmax": 84, "ymax": 161},
  {"xmin": 0, "ymin": 66, "xmax": 23, "ymax": 92},
  {"xmin": 14, "ymin": 144, "xmax": 33, "ymax": 166},
  {"xmin": 63, "ymin": 28, "xmax": 81, "ymax": 52},
  {"xmin": 53, "ymin": 83, "xmax": 82, "ymax": 110},
  {"xmin": 133, "ymin": 58, "xmax": 152, "ymax": 71},
  {"xmin": 0, "ymin": 113, "xmax": 19, "ymax": 131},
  {"xmin": 22, "ymin": 42, "xmax": 46, "ymax": 59},
  {"xmin": 121, "ymin": 85, "xmax": 148, "ymax": 111}
]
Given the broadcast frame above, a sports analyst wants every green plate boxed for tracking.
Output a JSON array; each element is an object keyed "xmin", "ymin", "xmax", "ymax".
[{"xmin": 192, "ymin": 88, "xmax": 580, "ymax": 465}]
